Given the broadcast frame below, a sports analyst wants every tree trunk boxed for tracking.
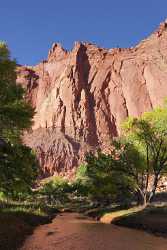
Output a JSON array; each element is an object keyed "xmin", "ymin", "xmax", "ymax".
[
  {"xmin": 148, "ymin": 174, "xmax": 159, "ymax": 203},
  {"xmin": 136, "ymin": 189, "xmax": 147, "ymax": 207}
]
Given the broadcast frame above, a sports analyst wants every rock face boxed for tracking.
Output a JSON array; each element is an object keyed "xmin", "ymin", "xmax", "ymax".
[{"xmin": 17, "ymin": 20, "xmax": 167, "ymax": 177}]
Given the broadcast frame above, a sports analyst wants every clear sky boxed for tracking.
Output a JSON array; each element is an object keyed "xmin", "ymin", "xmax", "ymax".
[{"xmin": 1, "ymin": 0, "xmax": 167, "ymax": 65}]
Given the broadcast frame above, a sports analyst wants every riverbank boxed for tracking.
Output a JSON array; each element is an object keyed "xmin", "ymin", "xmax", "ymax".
[
  {"xmin": 100, "ymin": 204, "xmax": 167, "ymax": 237},
  {"xmin": 1, "ymin": 201, "xmax": 167, "ymax": 250},
  {"xmin": 0, "ymin": 202, "xmax": 57, "ymax": 250},
  {"xmin": 21, "ymin": 212, "xmax": 167, "ymax": 250},
  {"xmin": 58, "ymin": 198, "xmax": 167, "ymax": 237}
]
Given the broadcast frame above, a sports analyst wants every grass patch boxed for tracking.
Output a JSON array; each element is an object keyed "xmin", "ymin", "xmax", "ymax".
[
  {"xmin": 83, "ymin": 203, "xmax": 134, "ymax": 220},
  {"xmin": 100, "ymin": 204, "xmax": 167, "ymax": 236},
  {"xmin": 0, "ymin": 201, "xmax": 58, "ymax": 250},
  {"xmin": 100, "ymin": 206, "xmax": 143, "ymax": 223}
]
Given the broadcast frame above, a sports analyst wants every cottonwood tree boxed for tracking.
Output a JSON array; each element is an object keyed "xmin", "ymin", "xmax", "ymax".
[{"xmin": 121, "ymin": 105, "xmax": 167, "ymax": 205}]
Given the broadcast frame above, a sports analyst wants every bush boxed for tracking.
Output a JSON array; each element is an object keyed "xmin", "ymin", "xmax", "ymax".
[
  {"xmin": 74, "ymin": 153, "xmax": 134, "ymax": 205},
  {"xmin": 40, "ymin": 177, "xmax": 71, "ymax": 205}
]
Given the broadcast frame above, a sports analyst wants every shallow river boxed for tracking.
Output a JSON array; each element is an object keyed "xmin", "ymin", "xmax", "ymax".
[{"xmin": 21, "ymin": 213, "xmax": 167, "ymax": 250}]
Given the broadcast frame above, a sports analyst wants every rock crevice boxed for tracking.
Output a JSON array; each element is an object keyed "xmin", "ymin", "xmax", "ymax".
[{"xmin": 17, "ymin": 20, "xmax": 167, "ymax": 176}]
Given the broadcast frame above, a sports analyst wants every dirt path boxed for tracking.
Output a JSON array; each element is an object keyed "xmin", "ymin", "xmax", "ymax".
[{"xmin": 20, "ymin": 213, "xmax": 167, "ymax": 250}]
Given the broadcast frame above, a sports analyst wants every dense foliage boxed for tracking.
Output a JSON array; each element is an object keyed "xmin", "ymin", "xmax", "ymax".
[
  {"xmin": 0, "ymin": 42, "xmax": 37, "ymax": 197},
  {"xmin": 40, "ymin": 177, "xmax": 71, "ymax": 205},
  {"xmin": 122, "ymin": 104, "xmax": 167, "ymax": 204},
  {"xmin": 74, "ymin": 150, "xmax": 135, "ymax": 205},
  {"xmin": 0, "ymin": 42, "xmax": 34, "ymax": 143}
]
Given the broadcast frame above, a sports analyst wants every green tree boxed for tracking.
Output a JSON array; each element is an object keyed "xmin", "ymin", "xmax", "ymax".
[
  {"xmin": 72, "ymin": 164, "xmax": 93, "ymax": 198},
  {"xmin": 0, "ymin": 142, "xmax": 38, "ymax": 197},
  {"xmin": 122, "ymin": 104, "xmax": 167, "ymax": 205},
  {"xmin": 78, "ymin": 151, "xmax": 134, "ymax": 205},
  {"xmin": 0, "ymin": 42, "xmax": 34, "ymax": 143},
  {"xmin": 0, "ymin": 42, "xmax": 37, "ymax": 196}
]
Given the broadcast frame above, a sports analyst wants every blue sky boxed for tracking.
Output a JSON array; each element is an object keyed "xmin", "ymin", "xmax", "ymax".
[{"xmin": 0, "ymin": 0, "xmax": 167, "ymax": 65}]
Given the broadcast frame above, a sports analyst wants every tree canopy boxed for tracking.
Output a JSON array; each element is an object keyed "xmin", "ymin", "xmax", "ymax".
[
  {"xmin": 0, "ymin": 42, "xmax": 34, "ymax": 143},
  {"xmin": 0, "ymin": 42, "xmax": 37, "ymax": 197},
  {"xmin": 121, "ymin": 104, "xmax": 167, "ymax": 204}
]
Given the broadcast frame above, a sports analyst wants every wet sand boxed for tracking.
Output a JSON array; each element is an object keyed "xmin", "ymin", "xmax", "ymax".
[{"xmin": 21, "ymin": 213, "xmax": 167, "ymax": 250}]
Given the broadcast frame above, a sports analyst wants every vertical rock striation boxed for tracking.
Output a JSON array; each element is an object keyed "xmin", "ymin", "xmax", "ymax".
[{"xmin": 17, "ymin": 20, "xmax": 167, "ymax": 176}]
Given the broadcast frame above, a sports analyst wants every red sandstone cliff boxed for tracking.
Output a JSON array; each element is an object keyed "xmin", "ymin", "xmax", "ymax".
[{"xmin": 17, "ymin": 20, "xmax": 167, "ymax": 177}]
